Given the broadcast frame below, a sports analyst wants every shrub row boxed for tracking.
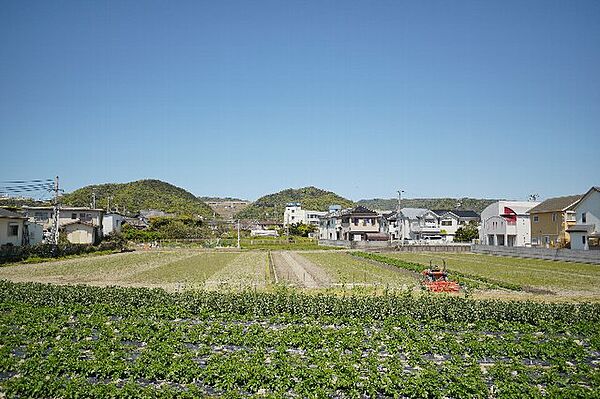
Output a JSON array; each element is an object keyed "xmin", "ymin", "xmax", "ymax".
[
  {"xmin": 2, "ymin": 281, "xmax": 599, "ymax": 325},
  {"xmin": 0, "ymin": 242, "xmax": 122, "ymax": 264},
  {"xmin": 353, "ymin": 251, "xmax": 523, "ymax": 291}
]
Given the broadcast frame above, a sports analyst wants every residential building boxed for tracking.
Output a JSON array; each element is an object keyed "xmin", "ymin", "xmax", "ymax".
[
  {"xmin": 431, "ymin": 210, "xmax": 480, "ymax": 242},
  {"xmin": 479, "ymin": 201, "xmax": 540, "ymax": 247},
  {"xmin": 339, "ymin": 206, "xmax": 383, "ymax": 241},
  {"xmin": 0, "ymin": 208, "xmax": 27, "ymax": 246},
  {"xmin": 103, "ymin": 213, "xmax": 126, "ymax": 236},
  {"xmin": 391, "ymin": 208, "xmax": 438, "ymax": 241},
  {"xmin": 22, "ymin": 206, "xmax": 105, "ymax": 244},
  {"xmin": 567, "ymin": 187, "xmax": 600, "ymax": 250},
  {"xmin": 528, "ymin": 195, "xmax": 582, "ymax": 247},
  {"xmin": 283, "ymin": 203, "xmax": 327, "ymax": 227},
  {"xmin": 319, "ymin": 209, "xmax": 343, "ymax": 240}
]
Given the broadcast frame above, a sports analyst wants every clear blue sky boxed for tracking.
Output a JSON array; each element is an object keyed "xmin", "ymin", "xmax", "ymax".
[{"xmin": 1, "ymin": 0, "xmax": 598, "ymax": 201}]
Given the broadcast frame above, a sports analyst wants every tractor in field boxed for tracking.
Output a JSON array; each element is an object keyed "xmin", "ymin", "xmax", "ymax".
[{"xmin": 420, "ymin": 260, "xmax": 460, "ymax": 293}]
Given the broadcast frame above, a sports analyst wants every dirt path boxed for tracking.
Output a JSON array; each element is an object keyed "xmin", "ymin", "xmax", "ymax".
[{"xmin": 272, "ymin": 251, "xmax": 331, "ymax": 288}]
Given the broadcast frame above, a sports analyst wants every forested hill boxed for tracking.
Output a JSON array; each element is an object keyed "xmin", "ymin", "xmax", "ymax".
[
  {"xmin": 357, "ymin": 198, "xmax": 498, "ymax": 213},
  {"xmin": 61, "ymin": 180, "xmax": 214, "ymax": 218},
  {"xmin": 235, "ymin": 187, "xmax": 355, "ymax": 220}
]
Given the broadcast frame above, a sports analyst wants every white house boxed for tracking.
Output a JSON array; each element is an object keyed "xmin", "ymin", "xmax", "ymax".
[
  {"xmin": 431, "ymin": 210, "xmax": 480, "ymax": 242},
  {"xmin": 567, "ymin": 187, "xmax": 600, "ymax": 250},
  {"xmin": 103, "ymin": 213, "xmax": 126, "ymax": 236},
  {"xmin": 319, "ymin": 208, "xmax": 343, "ymax": 240},
  {"xmin": 479, "ymin": 201, "xmax": 540, "ymax": 247},
  {"xmin": 0, "ymin": 208, "xmax": 27, "ymax": 246},
  {"xmin": 22, "ymin": 206, "xmax": 105, "ymax": 244},
  {"xmin": 283, "ymin": 203, "xmax": 327, "ymax": 227}
]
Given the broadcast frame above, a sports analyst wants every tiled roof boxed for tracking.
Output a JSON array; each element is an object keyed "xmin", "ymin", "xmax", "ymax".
[
  {"xmin": 0, "ymin": 208, "xmax": 26, "ymax": 219},
  {"xmin": 566, "ymin": 224, "xmax": 595, "ymax": 233},
  {"xmin": 528, "ymin": 195, "xmax": 582, "ymax": 213},
  {"xmin": 432, "ymin": 209, "xmax": 479, "ymax": 218}
]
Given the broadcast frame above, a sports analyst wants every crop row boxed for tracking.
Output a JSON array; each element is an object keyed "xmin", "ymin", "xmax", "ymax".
[
  {"xmin": 2, "ymin": 284, "xmax": 600, "ymax": 398},
  {"xmin": 353, "ymin": 252, "xmax": 523, "ymax": 291}
]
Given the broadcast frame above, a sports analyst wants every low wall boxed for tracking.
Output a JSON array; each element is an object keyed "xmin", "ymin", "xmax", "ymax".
[
  {"xmin": 471, "ymin": 244, "xmax": 600, "ymax": 265},
  {"xmin": 318, "ymin": 239, "xmax": 471, "ymax": 252}
]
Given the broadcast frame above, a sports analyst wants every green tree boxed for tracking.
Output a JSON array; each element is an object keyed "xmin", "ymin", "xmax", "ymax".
[
  {"xmin": 454, "ymin": 221, "xmax": 479, "ymax": 242},
  {"xmin": 288, "ymin": 222, "xmax": 316, "ymax": 237}
]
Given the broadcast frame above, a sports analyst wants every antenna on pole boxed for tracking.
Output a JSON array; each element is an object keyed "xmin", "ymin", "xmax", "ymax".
[
  {"xmin": 397, "ymin": 189, "xmax": 404, "ymax": 243},
  {"xmin": 52, "ymin": 176, "xmax": 60, "ymax": 245}
]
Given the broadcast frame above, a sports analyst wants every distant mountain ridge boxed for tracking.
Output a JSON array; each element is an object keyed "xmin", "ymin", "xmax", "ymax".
[
  {"xmin": 235, "ymin": 186, "xmax": 355, "ymax": 220},
  {"xmin": 357, "ymin": 198, "xmax": 498, "ymax": 214},
  {"xmin": 61, "ymin": 179, "xmax": 214, "ymax": 218}
]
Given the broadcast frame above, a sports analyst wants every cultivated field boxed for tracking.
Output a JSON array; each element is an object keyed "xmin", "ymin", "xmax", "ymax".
[
  {"xmin": 2, "ymin": 281, "xmax": 599, "ymax": 398},
  {"xmin": 2, "ymin": 250, "xmax": 600, "ymax": 397},
  {"xmin": 379, "ymin": 252, "xmax": 600, "ymax": 301},
  {"xmin": 0, "ymin": 250, "xmax": 268, "ymax": 291}
]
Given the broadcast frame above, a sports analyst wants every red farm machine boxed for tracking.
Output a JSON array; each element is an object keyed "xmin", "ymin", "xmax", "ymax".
[{"xmin": 420, "ymin": 260, "xmax": 460, "ymax": 293}]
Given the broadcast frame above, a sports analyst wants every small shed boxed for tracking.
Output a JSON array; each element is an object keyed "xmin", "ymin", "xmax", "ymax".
[{"xmin": 62, "ymin": 220, "xmax": 99, "ymax": 244}]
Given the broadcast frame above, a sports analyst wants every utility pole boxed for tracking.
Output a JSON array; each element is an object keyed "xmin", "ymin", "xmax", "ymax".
[
  {"xmin": 237, "ymin": 220, "xmax": 241, "ymax": 249},
  {"xmin": 52, "ymin": 176, "xmax": 60, "ymax": 245},
  {"xmin": 92, "ymin": 192, "xmax": 96, "ymax": 208},
  {"xmin": 397, "ymin": 190, "xmax": 404, "ymax": 244}
]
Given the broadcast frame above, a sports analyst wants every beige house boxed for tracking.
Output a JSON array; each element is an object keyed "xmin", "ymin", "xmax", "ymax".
[
  {"xmin": 528, "ymin": 194, "xmax": 581, "ymax": 247},
  {"xmin": 340, "ymin": 206, "xmax": 384, "ymax": 241},
  {"xmin": 0, "ymin": 208, "xmax": 26, "ymax": 246}
]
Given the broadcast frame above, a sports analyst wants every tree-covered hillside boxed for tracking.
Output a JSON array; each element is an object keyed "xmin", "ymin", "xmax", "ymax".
[
  {"xmin": 357, "ymin": 198, "xmax": 498, "ymax": 213},
  {"xmin": 61, "ymin": 180, "xmax": 214, "ymax": 218},
  {"xmin": 235, "ymin": 187, "xmax": 355, "ymax": 220}
]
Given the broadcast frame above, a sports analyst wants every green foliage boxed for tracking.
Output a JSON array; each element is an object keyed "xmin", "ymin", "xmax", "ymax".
[
  {"xmin": 357, "ymin": 197, "xmax": 498, "ymax": 213},
  {"xmin": 148, "ymin": 216, "xmax": 208, "ymax": 239},
  {"xmin": 1, "ymin": 281, "xmax": 600, "ymax": 397},
  {"xmin": 235, "ymin": 186, "xmax": 355, "ymax": 220},
  {"xmin": 454, "ymin": 221, "xmax": 480, "ymax": 242},
  {"xmin": 287, "ymin": 222, "xmax": 316, "ymax": 237},
  {"xmin": 353, "ymin": 252, "xmax": 522, "ymax": 291},
  {"xmin": 0, "ymin": 242, "xmax": 123, "ymax": 264},
  {"xmin": 121, "ymin": 224, "xmax": 162, "ymax": 241},
  {"xmin": 61, "ymin": 179, "xmax": 214, "ymax": 218}
]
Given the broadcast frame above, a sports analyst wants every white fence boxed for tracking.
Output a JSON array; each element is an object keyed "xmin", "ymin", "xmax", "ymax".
[
  {"xmin": 471, "ymin": 244, "xmax": 600, "ymax": 265},
  {"xmin": 319, "ymin": 239, "xmax": 471, "ymax": 252}
]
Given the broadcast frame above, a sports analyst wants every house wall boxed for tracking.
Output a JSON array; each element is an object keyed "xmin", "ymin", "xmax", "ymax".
[
  {"xmin": 571, "ymin": 190, "xmax": 600, "ymax": 250},
  {"xmin": 65, "ymin": 225, "xmax": 95, "ymax": 244},
  {"xmin": 530, "ymin": 211, "xmax": 574, "ymax": 247},
  {"xmin": 479, "ymin": 201, "xmax": 537, "ymax": 247},
  {"xmin": 0, "ymin": 218, "xmax": 24, "ymax": 246},
  {"xmin": 25, "ymin": 222, "xmax": 44, "ymax": 245},
  {"xmin": 103, "ymin": 214, "xmax": 125, "ymax": 236}
]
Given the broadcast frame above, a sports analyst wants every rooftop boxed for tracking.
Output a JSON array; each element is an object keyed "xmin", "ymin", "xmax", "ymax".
[
  {"xmin": 528, "ymin": 194, "xmax": 583, "ymax": 213},
  {"xmin": 0, "ymin": 208, "xmax": 26, "ymax": 219}
]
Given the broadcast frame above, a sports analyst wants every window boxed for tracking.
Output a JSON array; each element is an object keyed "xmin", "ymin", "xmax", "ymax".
[
  {"xmin": 441, "ymin": 220, "xmax": 452, "ymax": 226},
  {"xmin": 552, "ymin": 213, "xmax": 557, "ymax": 222},
  {"xmin": 34, "ymin": 212, "xmax": 48, "ymax": 221},
  {"xmin": 353, "ymin": 218, "xmax": 358, "ymax": 225},
  {"xmin": 533, "ymin": 215, "xmax": 539, "ymax": 222},
  {"xmin": 582, "ymin": 212, "xmax": 587, "ymax": 223},
  {"xmin": 583, "ymin": 236, "xmax": 586, "ymax": 245},
  {"xmin": 71, "ymin": 213, "xmax": 77, "ymax": 219},
  {"xmin": 8, "ymin": 224, "xmax": 19, "ymax": 236},
  {"xmin": 544, "ymin": 236, "xmax": 550, "ymax": 244}
]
